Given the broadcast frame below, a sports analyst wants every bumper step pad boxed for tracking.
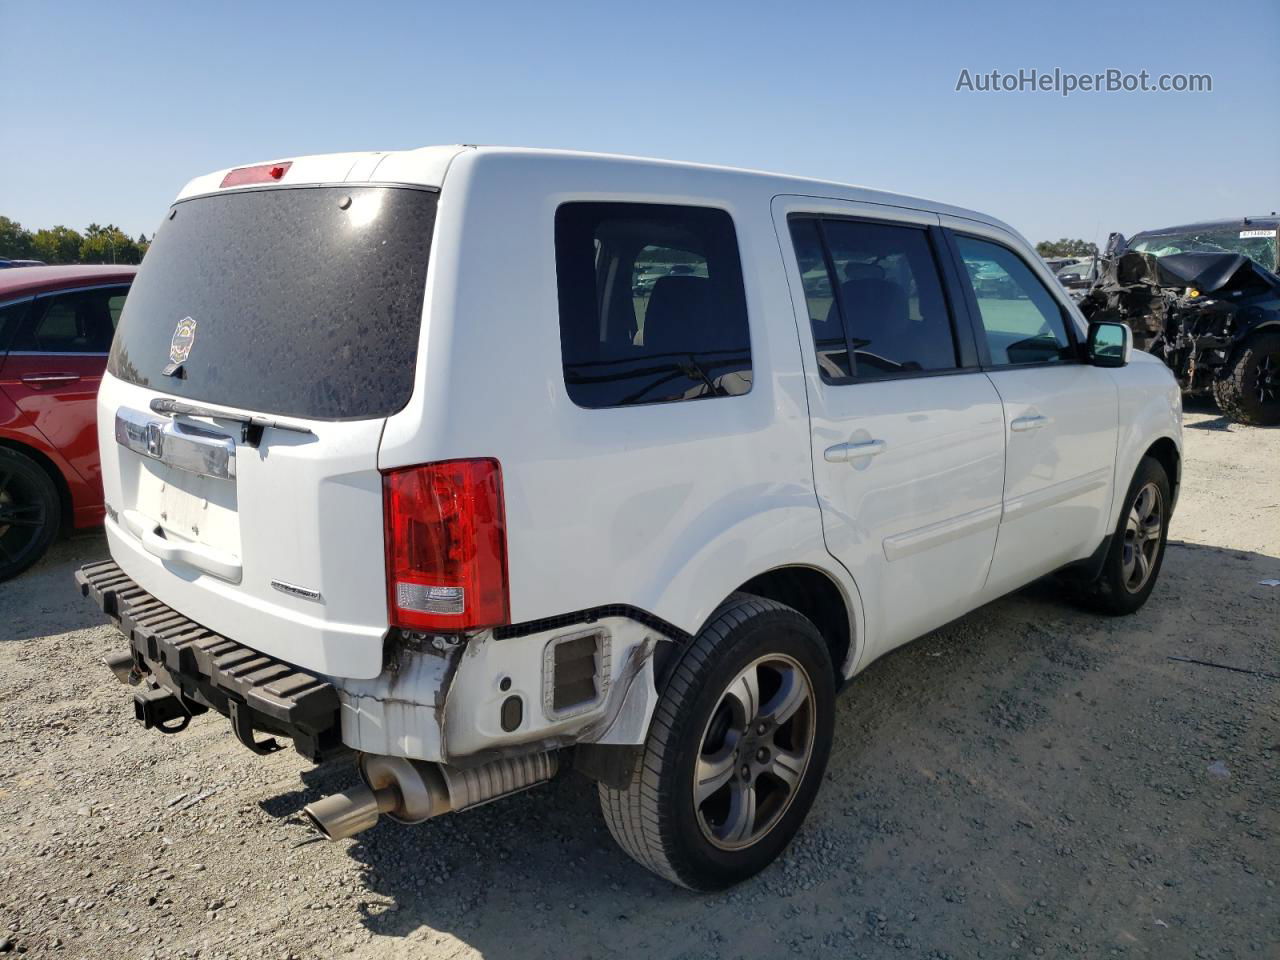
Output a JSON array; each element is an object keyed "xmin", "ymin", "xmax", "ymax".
[{"xmin": 76, "ymin": 560, "xmax": 343, "ymax": 761}]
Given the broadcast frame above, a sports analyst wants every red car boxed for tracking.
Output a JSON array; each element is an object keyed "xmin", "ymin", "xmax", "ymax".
[{"xmin": 0, "ymin": 265, "xmax": 136, "ymax": 579}]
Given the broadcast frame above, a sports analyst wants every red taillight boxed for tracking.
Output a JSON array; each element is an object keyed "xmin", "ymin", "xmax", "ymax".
[
  {"xmin": 219, "ymin": 161, "xmax": 293, "ymax": 188},
  {"xmin": 383, "ymin": 460, "xmax": 509, "ymax": 631}
]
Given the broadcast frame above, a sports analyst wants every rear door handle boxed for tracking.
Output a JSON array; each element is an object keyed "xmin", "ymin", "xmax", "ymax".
[
  {"xmin": 20, "ymin": 373, "xmax": 81, "ymax": 386},
  {"xmin": 1010, "ymin": 415, "xmax": 1051, "ymax": 433},
  {"xmin": 824, "ymin": 439, "xmax": 886, "ymax": 463}
]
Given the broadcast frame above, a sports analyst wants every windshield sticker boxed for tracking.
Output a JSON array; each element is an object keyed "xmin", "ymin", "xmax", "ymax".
[
  {"xmin": 164, "ymin": 317, "xmax": 197, "ymax": 376},
  {"xmin": 1240, "ymin": 229, "xmax": 1277, "ymax": 239}
]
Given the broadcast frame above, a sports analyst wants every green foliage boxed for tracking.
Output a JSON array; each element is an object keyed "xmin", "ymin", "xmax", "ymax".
[
  {"xmin": 81, "ymin": 223, "xmax": 144, "ymax": 265},
  {"xmin": 31, "ymin": 226, "xmax": 84, "ymax": 264},
  {"xmin": 2, "ymin": 215, "xmax": 150, "ymax": 264},
  {"xmin": 1036, "ymin": 238, "xmax": 1099, "ymax": 258},
  {"xmin": 0, "ymin": 216, "xmax": 34, "ymax": 258}
]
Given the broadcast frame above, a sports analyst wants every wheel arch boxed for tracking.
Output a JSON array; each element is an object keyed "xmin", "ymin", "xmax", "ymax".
[
  {"xmin": 1143, "ymin": 436, "xmax": 1181, "ymax": 512},
  {"xmin": 733, "ymin": 565, "xmax": 858, "ymax": 682},
  {"xmin": 1234, "ymin": 317, "xmax": 1280, "ymax": 341}
]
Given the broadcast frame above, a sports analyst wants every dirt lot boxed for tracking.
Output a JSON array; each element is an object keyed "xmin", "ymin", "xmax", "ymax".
[{"xmin": 1, "ymin": 401, "xmax": 1276, "ymax": 960}]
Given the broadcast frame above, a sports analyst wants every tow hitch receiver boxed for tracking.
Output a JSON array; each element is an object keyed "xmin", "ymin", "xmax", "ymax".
[{"xmin": 133, "ymin": 686, "xmax": 196, "ymax": 733}]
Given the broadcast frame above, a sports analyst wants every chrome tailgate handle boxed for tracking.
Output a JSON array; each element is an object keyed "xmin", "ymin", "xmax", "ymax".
[
  {"xmin": 119, "ymin": 509, "xmax": 243, "ymax": 583},
  {"xmin": 824, "ymin": 438, "xmax": 886, "ymax": 463},
  {"xmin": 115, "ymin": 407, "xmax": 237, "ymax": 481}
]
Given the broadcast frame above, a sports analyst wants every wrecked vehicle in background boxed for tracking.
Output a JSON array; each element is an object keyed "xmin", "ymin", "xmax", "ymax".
[
  {"xmin": 1055, "ymin": 256, "xmax": 1099, "ymax": 301},
  {"xmin": 1079, "ymin": 217, "xmax": 1280, "ymax": 425}
]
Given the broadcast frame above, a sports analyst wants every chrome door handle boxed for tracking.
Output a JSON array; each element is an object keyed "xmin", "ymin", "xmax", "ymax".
[
  {"xmin": 1010, "ymin": 415, "xmax": 1051, "ymax": 432},
  {"xmin": 824, "ymin": 439, "xmax": 886, "ymax": 463},
  {"xmin": 20, "ymin": 373, "xmax": 80, "ymax": 385}
]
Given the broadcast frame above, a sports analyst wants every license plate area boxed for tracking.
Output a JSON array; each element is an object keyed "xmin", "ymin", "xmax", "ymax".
[{"xmin": 134, "ymin": 458, "xmax": 241, "ymax": 561}]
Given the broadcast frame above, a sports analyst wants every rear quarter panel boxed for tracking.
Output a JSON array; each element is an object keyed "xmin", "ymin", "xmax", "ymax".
[{"xmin": 378, "ymin": 151, "xmax": 860, "ymax": 651}]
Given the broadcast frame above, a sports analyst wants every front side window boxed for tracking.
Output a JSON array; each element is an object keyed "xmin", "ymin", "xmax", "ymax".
[
  {"xmin": 13, "ymin": 286, "xmax": 126, "ymax": 353},
  {"xmin": 789, "ymin": 217, "xmax": 957, "ymax": 381},
  {"xmin": 954, "ymin": 235, "xmax": 1074, "ymax": 366},
  {"xmin": 556, "ymin": 202, "xmax": 751, "ymax": 408}
]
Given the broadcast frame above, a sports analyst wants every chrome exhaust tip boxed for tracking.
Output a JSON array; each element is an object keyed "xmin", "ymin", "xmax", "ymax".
[
  {"xmin": 103, "ymin": 650, "xmax": 138, "ymax": 685},
  {"xmin": 303, "ymin": 756, "xmax": 453, "ymax": 842},
  {"xmin": 303, "ymin": 783, "xmax": 397, "ymax": 841}
]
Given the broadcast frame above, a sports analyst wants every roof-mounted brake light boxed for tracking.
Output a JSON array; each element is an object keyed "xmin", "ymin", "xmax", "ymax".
[{"xmin": 219, "ymin": 162, "xmax": 292, "ymax": 188}]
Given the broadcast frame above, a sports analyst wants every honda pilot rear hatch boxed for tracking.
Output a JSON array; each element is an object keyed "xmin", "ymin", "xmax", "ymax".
[{"xmin": 99, "ymin": 183, "xmax": 438, "ymax": 679}]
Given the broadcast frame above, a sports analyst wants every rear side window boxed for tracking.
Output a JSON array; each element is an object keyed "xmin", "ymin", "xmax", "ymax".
[
  {"xmin": 110, "ymin": 186, "xmax": 437, "ymax": 420},
  {"xmin": 556, "ymin": 202, "xmax": 751, "ymax": 408},
  {"xmin": 0, "ymin": 299, "xmax": 31, "ymax": 352},
  {"xmin": 12, "ymin": 286, "xmax": 126, "ymax": 353},
  {"xmin": 789, "ymin": 217, "xmax": 957, "ymax": 381},
  {"xmin": 953, "ymin": 235, "xmax": 1074, "ymax": 366}
]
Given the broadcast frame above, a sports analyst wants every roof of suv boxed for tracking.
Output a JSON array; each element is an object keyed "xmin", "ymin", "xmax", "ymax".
[
  {"xmin": 179, "ymin": 145, "xmax": 1019, "ymax": 239},
  {"xmin": 0, "ymin": 264, "xmax": 137, "ymax": 299},
  {"xmin": 1131, "ymin": 215, "xmax": 1280, "ymax": 237}
]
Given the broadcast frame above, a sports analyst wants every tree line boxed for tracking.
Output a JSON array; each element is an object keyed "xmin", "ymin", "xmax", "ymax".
[
  {"xmin": 0, "ymin": 215, "xmax": 149, "ymax": 265},
  {"xmin": 1035, "ymin": 238, "xmax": 1099, "ymax": 258},
  {"xmin": 2, "ymin": 212, "xmax": 1100, "ymax": 267}
]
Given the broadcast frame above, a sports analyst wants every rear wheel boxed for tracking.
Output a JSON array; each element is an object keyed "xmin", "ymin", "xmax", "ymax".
[
  {"xmin": 0, "ymin": 447, "xmax": 61, "ymax": 581},
  {"xmin": 598, "ymin": 594, "xmax": 835, "ymax": 890},
  {"xmin": 1212, "ymin": 331, "xmax": 1280, "ymax": 425},
  {"xmin": 1075, "ymin": 456, "xmax": 1170, "ymax": 616}
]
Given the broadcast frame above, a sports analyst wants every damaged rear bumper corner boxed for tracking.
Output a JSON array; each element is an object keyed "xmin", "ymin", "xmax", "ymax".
[{"xmin": 337, "ymin": 617, "xmax": 670, "ymax": 767}]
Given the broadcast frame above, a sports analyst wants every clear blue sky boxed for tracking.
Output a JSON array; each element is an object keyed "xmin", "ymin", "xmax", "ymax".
[{"xmin": 4, "ymin": 0, "xmax": 1277, "ymax": 246}]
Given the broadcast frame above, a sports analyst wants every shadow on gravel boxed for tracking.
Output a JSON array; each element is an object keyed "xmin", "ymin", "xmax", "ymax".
[
  {"xmin": 258, "ymin": 763, "xmax": 359, "ymax": 819},
  {"xmin": 262, "ymin": 540, "xmax": 1279, "ymax": 959},
  {"xmin": 2, "ymin": 533, "xmax": 109, "ymax": 641},
  {"xmin": 1184, "ymin": 414, "xmax": 1235, "ymax": 432}
]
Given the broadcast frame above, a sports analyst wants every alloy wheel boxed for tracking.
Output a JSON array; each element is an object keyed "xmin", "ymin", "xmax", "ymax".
[
  {"xmin": 1121, "ymin": 481, "xmax": 1164, "ymax": 594},
  {"xmin": 693, "ymin": 653, "xmax": 816, "ymax": 850},
  {"xmin": 0, "ymin": 468, "xmax": 49, "ymax": 568},
  {"xmin": 1257, "ymin": 353, "xmax": 1279, "ymax": 405}
]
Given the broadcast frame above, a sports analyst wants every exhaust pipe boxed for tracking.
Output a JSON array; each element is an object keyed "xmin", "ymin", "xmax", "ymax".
[
  {"xmin": 304, "ymin": 752, "xmax": 557, "ymax": 841},
  {"xmin": 303, "ymin": 783, "xmax": 401, "ymax": 841},
  {"xmin": 103, "ymin": 650, "xmax": 140, "ymax": 685}
]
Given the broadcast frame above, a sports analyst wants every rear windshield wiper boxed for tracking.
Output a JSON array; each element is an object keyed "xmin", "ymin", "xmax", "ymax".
[{"xmin": 149, "ymin": 398, "xmax": 315, "ymax": 447}]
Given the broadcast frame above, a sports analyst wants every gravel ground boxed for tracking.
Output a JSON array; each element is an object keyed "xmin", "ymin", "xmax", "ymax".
[{"xmin": 1, "ymin": 401, "xmax": 1276, "ymax": 960}]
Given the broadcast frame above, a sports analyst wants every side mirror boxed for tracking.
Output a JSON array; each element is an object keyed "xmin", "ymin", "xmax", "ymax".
[{"xmin": 1087, "ymin": 321, "xmax": 1131, "ymax": 367}]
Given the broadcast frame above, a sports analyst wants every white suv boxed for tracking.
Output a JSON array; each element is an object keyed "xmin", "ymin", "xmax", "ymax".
[{"xmin": 78, "ymin": 146, "xmax": 1182, "ymax": 890}]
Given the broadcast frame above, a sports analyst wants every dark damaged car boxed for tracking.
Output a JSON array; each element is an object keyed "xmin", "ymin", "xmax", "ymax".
[{"xmin": 1079, "ymin": 216, "xmax": 1280, "ymax": 425}]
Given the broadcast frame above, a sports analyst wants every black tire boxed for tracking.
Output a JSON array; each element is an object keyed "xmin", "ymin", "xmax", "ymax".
[
  {"xmin": 1212, "ymin": 331, "xmax": 1280, "ymax": 425},
  {"xmin": 0, "ymin": 447, "xmax": 62, "ymax": 581},
  {"xmin": 1075, "ymin": 456, "xmax": 1171, "ymax": 616},
  {"xmin": 598, "ymin": 593, "xmax": 835, "ymax": 890}
]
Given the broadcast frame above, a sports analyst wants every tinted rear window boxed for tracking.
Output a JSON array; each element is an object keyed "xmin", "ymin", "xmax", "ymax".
[
  {"xmin": 109, "ymin": 185, "xmax": 437, "ymax": 420},
  {"xmin": 555, "ymin": 202, "xmax": 751, "ymax": 408}
]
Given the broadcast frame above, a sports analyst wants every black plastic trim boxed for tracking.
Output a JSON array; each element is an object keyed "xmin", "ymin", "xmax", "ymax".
[
  {"xmin": 75, "ymin": 559, "xmax": 342, "ymax": 762},
  {"xmin": 493, "ymin": 604, "xmax": 691, "ymax": 643}
]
